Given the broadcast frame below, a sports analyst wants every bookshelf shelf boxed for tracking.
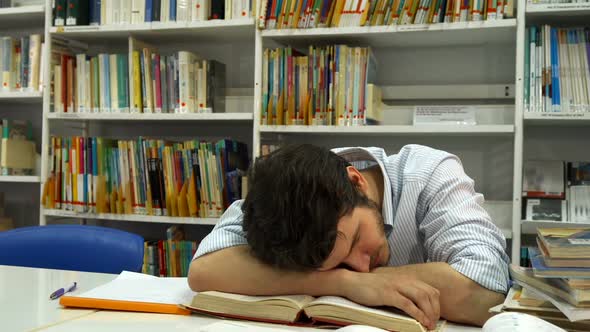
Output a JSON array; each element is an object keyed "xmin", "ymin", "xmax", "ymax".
[
  {"xmin": 259, "ymin": 125, "xmax": 515, "ymax": 136},
  {"xmin": 0, "ymin": 91, "xmax": 43, "ymax": 103},
  {"xmin": 49, "ymin": 18, "xmax": 255, "ymax": 43},
  {"xmin": 43, "ymin": 209, "xmax": 219, "ymax": 225},
  {"xmin": 261, "ymin": 19, "xmax": 517, "ymax": 47},
  {"xmin": 0, "ymin": 5, "xmax": 45, "ymax": 29},
  {"xmin": 521, "ymin": 220, "xmax": 590, "ymax": 235},
  {"xmin": 526, "ymin": 3, "xmax": 590, "ymax": 19},
  {"xmin": 46, "ymin": 112, "xmax": 253, "ymax": 122},
  {"xmin": 0, "ymin": 175, "xmax": 40, "ymax": 183},
  {"xmin": 523, "ymin": 112, "xmax": 590, "ymax": 125}
]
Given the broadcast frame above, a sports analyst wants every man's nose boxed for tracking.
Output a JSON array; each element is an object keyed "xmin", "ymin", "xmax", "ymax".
[{"xmin": 344, "ymin": 252, "xmax": 371, "ymax": 273}]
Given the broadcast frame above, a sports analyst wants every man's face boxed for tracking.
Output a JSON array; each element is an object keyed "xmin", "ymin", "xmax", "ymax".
[{"xmin": 319, "ymin": 203, "xmax": 390, "ymax": 273}]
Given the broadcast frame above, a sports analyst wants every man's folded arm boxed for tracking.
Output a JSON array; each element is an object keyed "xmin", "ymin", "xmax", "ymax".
[
  {"xmin": 416, "ymin": 156, "xmax": 510, "ymax": 325},
  {"xmin": 189, "ymin": 245, "xmax": 345, "ymax": 296}
]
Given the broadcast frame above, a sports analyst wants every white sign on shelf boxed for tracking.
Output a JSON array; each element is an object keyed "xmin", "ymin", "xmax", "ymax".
[{"xmin": 413, "ymin": 105, "xmax": 477, "ymax": 125}]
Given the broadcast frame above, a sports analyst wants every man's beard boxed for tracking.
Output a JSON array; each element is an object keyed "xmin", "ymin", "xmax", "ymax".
[{"xmin": 365, "ymin": 198, "xmax": 388, "ymax": 268}]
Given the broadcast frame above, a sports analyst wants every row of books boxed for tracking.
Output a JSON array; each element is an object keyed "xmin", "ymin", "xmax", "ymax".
[
  {"xmin": 142, "ymin": 225, "xmax": 198, "ymax": 277},
  {"xmin": 260, "ymin": 45, "xmax": 379, "ymax": 126},
  {"xmin": 258, "ymin": 0, "xmax": 515, "ymax": 29},
  {"xmin": 505, "ymin": 228, "xmax": 590, "ymax": 331},
  {"xmin": 51, "ymin": 44, "xmax": 226, "ymax": 114},
  {"xmin": 41, "ymin": 136, "xmax": 249, "ymax": 218},
  {"xmin": 52, "ymin": 0, "xmax": 254, "ymax": 27},
  {"xmin": 1, "ymin": 35, "xmax": 43, "ymax": 92},
  {"xmin": 524, "ymin": 26, "xmax": 590, "ymax": 114},
  {"xmin": 0, "ymin": 119, "xmax": 36, "ymax": 176},
  {"xmin": 523, "ymin": 160, "xmax": 590, "ymax": 223}
]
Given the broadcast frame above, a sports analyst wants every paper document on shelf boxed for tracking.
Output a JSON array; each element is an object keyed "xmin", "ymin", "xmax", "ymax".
[
  {"xmin": 74, "ymin": 271, "xmax": 196, "ymax": 305},
  {"xmin": 514, "ymin": 280, "xmax": 590, "ymax": 322},
  {"xmin": 413, "ymin": 106, "xmax": 477, "ymax": 125}
]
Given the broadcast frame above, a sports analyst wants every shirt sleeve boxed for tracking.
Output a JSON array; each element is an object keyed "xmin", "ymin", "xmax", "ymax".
[
  {"xmin": 417, "ymin": 156, "xmax": 510, "ymax": 294},
  {"xmin": 192, "ymin": 200, "xmax": 248, "ymax": 260}
]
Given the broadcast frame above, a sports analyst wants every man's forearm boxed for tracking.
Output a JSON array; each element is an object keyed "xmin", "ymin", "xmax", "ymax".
[
  {"xmin": 188, "ymin": 246, "xmax": 346, "ymax": 296},
  {"xmin": 376, "ymin": 262, "xmax": 505, "ymax": 326}
]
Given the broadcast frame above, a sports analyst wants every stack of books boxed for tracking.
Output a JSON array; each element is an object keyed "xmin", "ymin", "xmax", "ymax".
[{"xmin": 501, "ymin": 228, "xmax": 590, "ymax": 330}]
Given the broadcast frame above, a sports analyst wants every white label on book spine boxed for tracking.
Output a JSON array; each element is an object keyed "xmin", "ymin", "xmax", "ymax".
[
  {"xmin": 413, "ymin": 106, "xmax": 477, "ymax": 125},
  {"xmin": 568, "ymin": 239, "xmax": 590, "ymax": 245}
]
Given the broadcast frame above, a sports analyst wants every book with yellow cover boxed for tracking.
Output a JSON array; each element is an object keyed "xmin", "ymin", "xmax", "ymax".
[{"xmin": 185, "ymin": 291, "xmax": 445, "ymax": 332}]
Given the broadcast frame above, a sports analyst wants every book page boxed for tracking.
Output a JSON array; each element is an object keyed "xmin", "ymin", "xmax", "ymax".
[
  {"xmin": 482, "ymin": 312, "xmax": 565, "ymax": 332},
  {"xmin": 73, "ymin": 271, "xmax": 196, "ymax": 305},
  {"xmin": 199, "ymin": 291, "xmax": 315, "ymax": 308},
  {"xmin": 198, "ymin": 321, "xmax": 300, "ymax": 332},
  {"xmin": 307, "ymin": 296, "xmax": 414, "ymax": 322}
]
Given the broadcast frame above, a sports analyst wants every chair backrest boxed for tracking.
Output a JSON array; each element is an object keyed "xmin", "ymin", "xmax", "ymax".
[{"xmin": 0, "ymin": 225, "xmax": 144, "ymax": 274}]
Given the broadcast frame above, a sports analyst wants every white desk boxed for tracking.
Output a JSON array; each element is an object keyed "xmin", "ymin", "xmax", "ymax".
[
  {"xmin": 0, "ymin": 265, "xmax": 480, "ymax": 332},
  {"xmin": 0, "ymin": 265, "xmax": 116, "ymax": 332},
  {"xmin": 37, "ymin": 310, "xmax": 481, "ymax": 332}
]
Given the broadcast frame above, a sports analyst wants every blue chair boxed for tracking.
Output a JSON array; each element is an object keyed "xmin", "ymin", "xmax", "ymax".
[{"xmin": 0, "ymin": 225, "xmax": 144, "ymax": 274}]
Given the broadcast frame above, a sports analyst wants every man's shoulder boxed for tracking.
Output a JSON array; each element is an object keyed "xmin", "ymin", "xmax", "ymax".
[{"xmin": 387, "ymin": 144, "xmax": 455, "ymax": 181}]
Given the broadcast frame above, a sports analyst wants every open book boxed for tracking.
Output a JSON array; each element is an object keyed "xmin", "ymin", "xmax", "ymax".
[
  {"xmin": 482, "ymin": 312, "xmax": 565, "ymax": 332},
  {"xmin": 185, "ymin": 291, "xmax": 445, "ymax": 332}
]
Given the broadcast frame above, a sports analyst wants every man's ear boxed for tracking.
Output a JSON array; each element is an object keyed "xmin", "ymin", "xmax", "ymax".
[{"xmin": 346, "ymin": 166, "xmax": 369, "ymax": 194}]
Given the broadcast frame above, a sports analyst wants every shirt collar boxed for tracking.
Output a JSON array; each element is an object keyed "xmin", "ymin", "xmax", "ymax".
[{"xmin": 332, "ymin": 147, "xmax": 394, "ymax": 226}]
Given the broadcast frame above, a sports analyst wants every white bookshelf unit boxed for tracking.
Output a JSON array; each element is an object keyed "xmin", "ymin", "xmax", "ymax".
[
  {"xmin": 0, "ymin": 4, "xmax": 44, "ymax": 29},
  {"xmin": 260, "ymin": 125, "xmax": 515, "ymax": 136},
  {"xmin": 255, "ymin": 7, "xmax": 519, "ymax": 265},
  {"xmin": 21, "ymin": 0, "xmax": 588, "ymax": 266},
  {"xmin": 0, "ymin": 175, "xmax": 40, "ymax": 183},
  {"xmin": 0, "ymin": 91, "xmax": 43, "ymax": 102},
  {"xmin": 526, "ymin": 2, "xmax": 590, "ymax": 19},
  {"xmin": 43, "ymin": 209, "xmax": 218, "ymax": 225},
  {"xmin": 261, "ymin": 19, "xmax": 517, "ymax": 47},
  {"xmin": 513, "ymin": 0, "xmax": 590, "ymax": 264},
  {"xmin": 0, "ymin": 1, "xmax": 45, "ymax": 229},
  {"xmin": 38, "ymin": 0, "xmax": 255, "ymax": 231},
  {"xmin": 49, "ymin": 18, "xmax": 255, "ymax": 42},
  {"xmin": 46, "ymin": 112, "xmax": 253, "ymax": 122}
]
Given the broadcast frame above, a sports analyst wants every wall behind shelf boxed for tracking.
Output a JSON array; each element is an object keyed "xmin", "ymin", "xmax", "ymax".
[
  {"xmin": 524, "ymin": 126, "xmax": 590, "ymax": 162},
  {"xmin": 375, "ymin": 43, "xmax": 516, "ymax": 85},
  {"xmin": 0, "ymin": 182, "xmax": 40, "ymax": 228}
]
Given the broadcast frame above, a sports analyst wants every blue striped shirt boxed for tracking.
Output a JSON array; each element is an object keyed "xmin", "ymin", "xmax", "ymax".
[{"xmin": 194, "ymin": 145, "xmax": 510, "ymax": 293}]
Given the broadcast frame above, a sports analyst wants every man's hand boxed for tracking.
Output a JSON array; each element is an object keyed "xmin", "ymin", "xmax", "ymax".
[{"xmin": 340, "ymin": 268, "xmax": 440, "ymax": 330}]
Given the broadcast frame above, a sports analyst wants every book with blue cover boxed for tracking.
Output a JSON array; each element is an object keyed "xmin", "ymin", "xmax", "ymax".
[{"xmin": 529, "ymin": 247, "xmax": 590, "ymax": 279}]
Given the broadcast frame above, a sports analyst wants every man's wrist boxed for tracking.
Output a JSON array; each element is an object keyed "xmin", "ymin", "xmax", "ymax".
[{"xmin": 300, "ymin": 268, "xmax": 354, "ymax": 297}]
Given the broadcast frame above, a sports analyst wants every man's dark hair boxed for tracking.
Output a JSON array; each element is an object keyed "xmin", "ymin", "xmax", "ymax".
[{"xmin": 242, "ymin": 144, "xmax": 371, "ymax": 271}]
